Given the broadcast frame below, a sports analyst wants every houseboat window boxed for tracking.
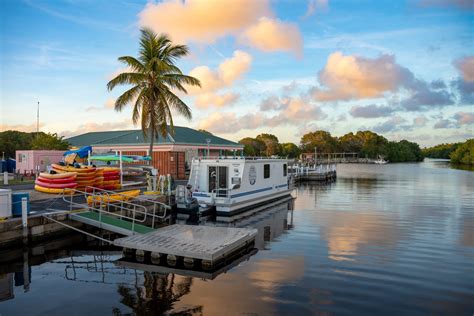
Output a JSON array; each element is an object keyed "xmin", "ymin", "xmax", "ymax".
[
  {"xmin": 264, "ymin": 164, "xmax": 270, "ymax": 178},
  {"xmin": 283, "ymin": 164, "xmax": 287, "ymax": 176}
]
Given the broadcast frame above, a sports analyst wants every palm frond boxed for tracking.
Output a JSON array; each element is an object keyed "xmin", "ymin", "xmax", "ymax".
[
  {"xmin": 117, "ymin": 56, "xmax": 145, "ymax": 73},
  {"xmin": 107, "ymin": 72, "xmax": 146, "ymax": 91}
]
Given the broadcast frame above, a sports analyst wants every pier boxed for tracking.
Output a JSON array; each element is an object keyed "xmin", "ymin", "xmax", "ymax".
[{"xmin": 290, "ymin": 163, "xmax": 337, "ymax": 183}]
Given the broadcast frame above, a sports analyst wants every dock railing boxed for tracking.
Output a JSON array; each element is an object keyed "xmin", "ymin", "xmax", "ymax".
[{"xmin": 60, "ymin": 187, "xmax": 171, "ymax": 233}]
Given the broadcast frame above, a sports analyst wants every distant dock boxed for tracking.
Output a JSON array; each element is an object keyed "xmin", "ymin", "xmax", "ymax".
[{"xmin": 290, "ymin": 163, "xmax": 337, "ymax": 183}]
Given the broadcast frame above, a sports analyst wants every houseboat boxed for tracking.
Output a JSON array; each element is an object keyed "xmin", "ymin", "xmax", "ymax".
[{"xmin": 181, "ymin": 157, "xmax": 294, "ymax": 217}]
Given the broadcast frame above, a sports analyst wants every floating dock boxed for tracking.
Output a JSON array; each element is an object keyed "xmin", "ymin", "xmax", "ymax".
[{"xmin": 114, "ymin": 224, "xmax": 257, "ymax": 270}]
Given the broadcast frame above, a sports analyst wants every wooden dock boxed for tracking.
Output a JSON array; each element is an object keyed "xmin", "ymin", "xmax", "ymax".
[
  {"xmin": 290, "ymin": 164, "xmax": 337, "ymax": 183},
  {"xmin": 114, "ymin": 224, "xmax": 257, "ymax": 270}
]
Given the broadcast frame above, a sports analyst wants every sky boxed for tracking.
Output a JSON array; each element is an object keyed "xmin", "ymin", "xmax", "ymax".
[{"xmin": 0, "ymin": 0, "xmax": 473, "ymax": 147}]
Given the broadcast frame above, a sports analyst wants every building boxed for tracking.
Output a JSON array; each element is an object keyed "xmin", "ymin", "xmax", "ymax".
[
  {"xmin": 15, "ymin": 150, "xmax": 65, "ymax": 174},
  {"xmin": 65, "ymin": 127, "xmax": 243, "ymax": 180}
]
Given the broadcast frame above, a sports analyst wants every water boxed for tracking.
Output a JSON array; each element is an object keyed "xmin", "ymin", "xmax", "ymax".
[{"xmin": 1, "ymin": 159, "xmax": 473, "ymax": 315}]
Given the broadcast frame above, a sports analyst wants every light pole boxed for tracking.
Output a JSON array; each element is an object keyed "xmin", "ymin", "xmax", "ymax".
[
  {"xmin": 36, "ymin": 101, "xmax": 40, "ymax": 136},
  {"xmin": 206, "ymin": 138, "xmax": 211, "ymax": 157}
]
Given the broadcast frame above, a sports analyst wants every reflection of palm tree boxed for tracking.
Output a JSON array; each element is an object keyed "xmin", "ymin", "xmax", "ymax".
[{"xmin": 113, "ymin": 272, "xmax": 200, "ymax": 315}]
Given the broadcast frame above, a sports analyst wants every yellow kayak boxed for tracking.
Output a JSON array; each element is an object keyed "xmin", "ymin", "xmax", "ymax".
[
  {"xmin": 87, "ymin": 189, "xmax": 140, "ymax": 205},
  {"xmin": 51, "ymin": 163, "xmax": 96, "ymax": 173},
  {"xmin": 39, "ymin": 172, "xmax": 77, "ymax": 179},
  {"xmin": 35, "ymin": 185, "xmax": 74, "ymax": 195}
]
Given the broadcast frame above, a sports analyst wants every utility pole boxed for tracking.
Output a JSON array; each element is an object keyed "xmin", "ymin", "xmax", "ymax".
[{"xmin": 36, "ymin": 101, "xmax": 40, "ymax": 136}]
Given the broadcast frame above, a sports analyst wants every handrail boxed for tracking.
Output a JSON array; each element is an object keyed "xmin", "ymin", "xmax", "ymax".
[
  {"xmin": 192, "ymin": 156, "xmax": 290, "ymax": 162},
  {"xmin": 61, "ymin": 188, "xmax": 169, "ymax": 234}
]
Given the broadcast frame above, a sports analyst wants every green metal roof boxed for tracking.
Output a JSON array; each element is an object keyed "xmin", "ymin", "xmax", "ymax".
[{"xmin": 66, "ymin": 126, "xmax": 243, "ymax": 148}]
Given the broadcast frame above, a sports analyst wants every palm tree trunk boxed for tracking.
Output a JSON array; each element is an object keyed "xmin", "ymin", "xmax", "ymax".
[{"xmin": 148, "ymin": 124, "xmax": 154, "ymax": 159}]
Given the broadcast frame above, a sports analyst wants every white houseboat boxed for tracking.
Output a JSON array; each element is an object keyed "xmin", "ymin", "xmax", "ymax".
[{"xmin": 184, "ymin": 157, "xmax": 294, "ymax": 217}]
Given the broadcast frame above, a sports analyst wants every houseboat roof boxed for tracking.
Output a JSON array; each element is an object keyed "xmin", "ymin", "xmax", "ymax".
[{"xmin": 65, "ymin": 126, "xmax": 243, "ymax": 148}]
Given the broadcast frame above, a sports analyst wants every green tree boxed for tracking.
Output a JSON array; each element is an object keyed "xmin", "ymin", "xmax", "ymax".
[
  {"xmin": 385, "ymin": 140, "xmax": 423, "ymax": 162},
  {"xmin": 239, "ymin": 137, "xmax": 266, "ymax": 156},
  {"xmin": 31, "ymin": 132, "xmax": 69, "ymax": 150},
  {"xmin": 300, "ymin": 130, "xmax": 338, "ymax": 153},
  {"xmin": 338, "ymin": 132, "xmax": 363, "ymax": 153},
  {"xmin": 107, "ymin": 28, "xmax": 200, "ymax": 158},
  {"xmin": 0, "ymin": 130, "xmax": 33, "ymax": 158},
  {"xmin": 450, "ymin": 139, "xmax": 474, "ymax": 165},
  {"xmin": 280, "ymin": 143, "xmax": 301, "ymax": 158},
  {"xmin": 256, "ymin": 133, "xmax": 280, "ymax": 156},
  {"xmin": 422, "ymin": 143, "xmax": 461, "ymax": 159},
  {"xmin": 355, "ymin": 131, "xmax": 388, "ymax": 158}
]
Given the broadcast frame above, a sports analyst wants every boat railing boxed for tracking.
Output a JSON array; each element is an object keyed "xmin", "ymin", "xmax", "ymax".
[{"xmin": 192, "ymin": 156, "xmax": 290, "ymax": 162}]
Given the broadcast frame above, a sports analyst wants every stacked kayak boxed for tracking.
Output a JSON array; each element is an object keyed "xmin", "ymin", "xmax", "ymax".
[
  {"xmin": 98, "ymin": 167, "xmax": 121, "ymax": 190},
  {"xmin": 87, "ymin": 189, "xmax": 140, "ymax": 206},
  {"xmin": 35, "ymin": 172, "xmax": 77, "ymax": 194},
  {"xmin": 51, "ymin": 164, "xmax": 97, "ymax": 191}
]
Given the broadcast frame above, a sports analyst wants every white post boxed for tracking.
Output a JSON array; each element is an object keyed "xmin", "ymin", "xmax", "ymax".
[
  {"xmin": 21, "ymin": 197, "xmax": 28, "ymax": 228},
  {"xmin": 167, "ymin": 174, "xmax": 171, "ymax": 196},
  {"xmin": 119, "ymin": 151, "xmax": 123, "ymax": 185},
  {"xmin": 87, "ymin": 150, "xmax": 91, "ymax": 166},
  {"xmin": 3, "ymin": 171, "xmax": 8, "ymax": 185}
]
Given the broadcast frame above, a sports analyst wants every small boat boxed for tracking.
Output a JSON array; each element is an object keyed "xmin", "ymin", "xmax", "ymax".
[
  {"xmin": 182, "ymin": 157, "xmax": 293, "ymax": 217},
  {"xmin": 374, "ymin": 158, "xmax": 388, "ymax": 164}
]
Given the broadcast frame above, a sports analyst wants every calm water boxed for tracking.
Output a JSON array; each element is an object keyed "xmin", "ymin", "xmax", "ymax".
[{"xmin": 1, "ymin": 159, "xmax": 473, "ymax": 315}]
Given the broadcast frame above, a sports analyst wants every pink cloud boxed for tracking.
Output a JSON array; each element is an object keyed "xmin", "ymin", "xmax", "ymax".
[
  {"xmin": 0, "ymin": 122, "xmax": 44, "ymax": 133},
  {"xmin": 239, "ymin": 17, "xmax": 303, "ymax": 58},
  {"xmin": 453, "ymin": 112, "xmax": 474, "ymax": 125},
  {"xmin": 138, "ymin": 0, "xmax": 272, "ymax": 44},
  {"xmin": 454, "ymin": 55, "xmax": 474, "ymax": 82},
  {"xmin": 195, "ymin": 92, "xmax": 240, "ymax": 108},
  {"xmin": 311, "ymin": 52, "xmax": 412, "ymax": 101},
  {"xmin": 60, "ymin": 119, "xmax": 133, "ymax": 138}
]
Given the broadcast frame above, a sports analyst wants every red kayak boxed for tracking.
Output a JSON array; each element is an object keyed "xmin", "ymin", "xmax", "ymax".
[
  {"xmin": 103, "ymin": 171, "xmax": 120, "ymax": 176},
  {"xmin": 35, "ymin": 179, "xmax": 77, "ymax": 189},
  {"xmin": 103, "ymin": 175, "xmax": 120, "ymax": 181},
  {"xmin": 37, "ymin": 176, "xmax": 76, "ymax": 184}
]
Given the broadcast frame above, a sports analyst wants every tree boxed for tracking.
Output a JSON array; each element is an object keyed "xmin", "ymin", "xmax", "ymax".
[
  {"xmin": 256, "ymin": 133, "xmax": 280, "ymax": 156},
  {"xmin": 338, "ymin": 132, "xmax": 363, "ymax": 153},
  {"xmin": 300, "ymin": 130, "xmax": 338, "ymax": 153},
  {"xmin": 31, "ymin": 132, "xmax": 69, "ymax": 150},
  {"xmin": 355, "ymin": 131, "xmax": 388, "ymax": 158},
  {"xmin": 107, "ymin": 28, "xmax": 200, "ymax": 157},
  {"xmin": 450, "ymin": 139, "xmax": 474, "ymax": 165},
  {"xmin": 280, "ymin": 143, "xmax": 301, "ymax": 158},
  {"xmin": 239, "ymin": 137, "xmax": 266, "ymax": 156},
  {"xmin": 422, "ymin": 143, "xmax": 461, "ymax": 159},
  {"xmin": 0, "ymin": 130, "xmax": 32, "ymax": 158}
]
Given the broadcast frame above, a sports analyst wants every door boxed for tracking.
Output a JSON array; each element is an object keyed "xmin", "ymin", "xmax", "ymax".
[{"xmin": 208, "ymin": 166, "xmax": 228, "ymax": 197}]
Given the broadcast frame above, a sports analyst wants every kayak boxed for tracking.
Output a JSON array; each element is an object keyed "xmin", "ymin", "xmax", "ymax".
[
  {"xmin": 51, "ymin": 164, "xmax": 96, "ymax": 173},
  {"xmin": 37, "ymin": 176, "xmax": 76, "ymax": 184},
  {"xmin": 102, "ymin": 180, "xmax": 120, "ymax": 186},
  {"xmin": 87, "ymin": 189, "xmax": 140, "ymax": 206},
  {"xmin": 35, "ymin": 185, "xmax": 74, "ymax": 194},
  {"xmin": 103, "ymin": 175, "xmax": 120, "ymax": 181},
  {"xmin": 35, "ymin": 180, "xmax": 77, "ymax": 189},
  {"xmin": 39, "ymin": 172, "xmax": 77, "ymax": 179}
]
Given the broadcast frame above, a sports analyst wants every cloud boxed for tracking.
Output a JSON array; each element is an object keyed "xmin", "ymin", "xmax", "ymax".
[
  {"xmin": 188, "ymin": 50, "xmax": 252, "ymax": 94},
  {"xmin": 399, "ymin": 79, "xmax": 454, "ymax": 111},
  {"xmin": 413, "ymin": 115, "xmax": 428, "ymax": 127},
  {"xmin": 303, "ymin": 0, "xmax": 329, "ymax": 18},
  {"xmin": 453, "ymin": 112, "xmax": 474, "ymax": 125},
  {"xmin": 138, "ymin": 0, "xmax": 271, "ymax": 44},
  {"xmin": 451, "ymin": 78, "xmax": 474, "ymax": 104},
  {"xmin": 433, "ymin": 119, "xmax": 456, "ymax": 129},
  {"xmin": 311, "ymin": 52, "xmax": 413, "ymax": 101},
  {"xmin": 372, "ymin": 116, "xmax": 407, "ymax": 133},
  {"xmin": 195, "ymin": 92, "xmax": 240, "ymax": 108},
  {"xmin": 0, "ymin": 122, "xmax": 44, "ymax": 133},
  {"xmin": 61, "ymin": 119, "xmax": 133, "ymax": 138},
  {"xmin": 239, "ymin": 17, "xmax": 303, "ymax": 57},
  {"xmin": 85, "ymin": 98, "xmax": 116, "ymax": 112},
  {"xmin": 454, "ymin": 55, "xmax": 474, "ymax": 82},
  {"xmin": 350, "ymin": 104, "xmax": 395, "ymax": 118},
  {"xmin": 199, "ymin": 97, "xmax": 326, "ymax": 133}
]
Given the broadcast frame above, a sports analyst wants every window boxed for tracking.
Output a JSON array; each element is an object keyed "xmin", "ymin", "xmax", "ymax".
[
  {"xmin": 264, "ymin": 164, "xmax": 270, "ymax": 179},
  {"xmin": 283, "ymin": 164, "xmax": 287, "ymax": 176}
]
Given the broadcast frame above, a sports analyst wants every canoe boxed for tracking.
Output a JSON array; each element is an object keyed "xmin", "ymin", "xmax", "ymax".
[
  {"xmin": 35, "ymin": 180, "xmax": 77, "ymax": 189},
  {"xmin": 87, "ymin": 189, "xmax": 140, "ymax": 205},
  {"xmin": 37, "ymin": 176, "xmax": 76, "ymax": 184},
  {"xmin": 51, "ymin": 164, "xmax": 96, "ymax": 173},
  {"xmin": 102, "ymin": 180, "xmax": 120, "ymax": 186},
  {"xmin": 35, "ymin": 185, "xmax": 74, "ymax": 194},
  {"xmin": 39, "ymin": 172, "xmax": 77, "ymax": 179},
  {"xmin": 103, "ymin": 171, "xmax": 120, "ymax": 176}
]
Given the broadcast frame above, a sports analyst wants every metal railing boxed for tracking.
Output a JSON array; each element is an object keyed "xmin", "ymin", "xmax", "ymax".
[
  {"xmin": 61, "ymin": 187, "xmax": 171, "ymax": 233},
  {"xmin": 192, "ymin": 156, "xmax": 291, "ymax": 162}
]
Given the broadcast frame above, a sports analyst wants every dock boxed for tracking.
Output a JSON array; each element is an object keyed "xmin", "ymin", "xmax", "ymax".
[
  {"xmin": 290, "ymin": 163, "xmax": 337, "ymax": 183},
  {"xmin": 115, "ymin": 224, "xmax": 257, "ymax": 270}
]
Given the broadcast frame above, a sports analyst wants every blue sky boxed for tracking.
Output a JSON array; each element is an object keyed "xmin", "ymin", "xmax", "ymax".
[{"xmin": 0, "ymin": 0, "xmax": 473, "ymax": 146}]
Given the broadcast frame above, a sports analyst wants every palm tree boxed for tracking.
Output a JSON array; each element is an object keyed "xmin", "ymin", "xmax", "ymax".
[{"xmin": 107, "ymin": 28, "xmax": 200, "ymax": 157}]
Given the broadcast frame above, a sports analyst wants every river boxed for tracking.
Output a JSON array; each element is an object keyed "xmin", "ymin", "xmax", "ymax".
[{"xmin": 0, "ymin": 159, "xmax": 473, "ymax": 315}]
